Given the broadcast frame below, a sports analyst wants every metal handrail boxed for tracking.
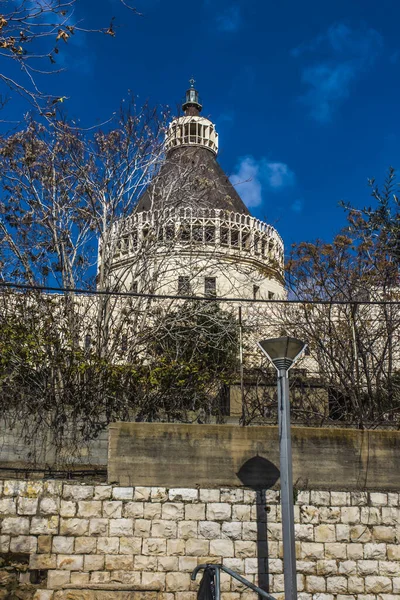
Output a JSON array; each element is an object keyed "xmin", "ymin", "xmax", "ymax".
[{"xmin": 191, "ymin": 563, "xmax": 276, "ymax": 600}]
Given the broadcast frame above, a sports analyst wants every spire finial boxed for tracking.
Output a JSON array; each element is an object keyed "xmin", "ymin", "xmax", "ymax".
[{"xmin": 182, "ymin": 78, "xmax": 202, "ymax": 115}]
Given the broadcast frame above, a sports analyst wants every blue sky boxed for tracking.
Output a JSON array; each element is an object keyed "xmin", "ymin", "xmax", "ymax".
[{"xmin": 5, "ymin": 0, "xmax": 400, "ymax": 249}]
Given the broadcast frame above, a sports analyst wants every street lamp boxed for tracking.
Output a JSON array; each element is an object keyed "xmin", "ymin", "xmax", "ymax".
[{"xmin": 257, "ymin": 336, "xmax": 307, "ymax": 600}]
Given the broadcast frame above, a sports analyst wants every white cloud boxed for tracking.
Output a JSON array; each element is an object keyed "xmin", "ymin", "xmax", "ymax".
[
  {"xmin": 230, "ymin": 156, "xmax": 295, "ymax": 208},
  {"xmin": 215, "ymin": 5, "xmax": 241, "ymax": 33},
  {"xmin": 293, "ymin": 23, "xmax": 383, "ymax": 122}
]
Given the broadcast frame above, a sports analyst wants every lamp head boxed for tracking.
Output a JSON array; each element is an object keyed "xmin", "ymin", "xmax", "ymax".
[{"xmin": 258, "ymin": 336, "xmax": 307, "ymax": 371}]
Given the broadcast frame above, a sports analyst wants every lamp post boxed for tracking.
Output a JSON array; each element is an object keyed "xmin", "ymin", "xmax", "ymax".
[{"xmin": 257, "ymin": 336, "xmax": 307, "ymax": 600}]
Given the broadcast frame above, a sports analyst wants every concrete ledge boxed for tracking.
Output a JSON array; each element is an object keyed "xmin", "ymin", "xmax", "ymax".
[
  {"xmin": 53, "ymin": 590, "xmax": 161, "ymax": 600},
  {"xmin": 109, "ymin": 422, "xmax": 400, "ymax": 491}
]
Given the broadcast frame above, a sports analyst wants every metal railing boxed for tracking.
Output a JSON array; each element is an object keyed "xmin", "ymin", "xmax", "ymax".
[{"xmin": 191, "ymin": 563, "xmax": 276, "ymax": 600}]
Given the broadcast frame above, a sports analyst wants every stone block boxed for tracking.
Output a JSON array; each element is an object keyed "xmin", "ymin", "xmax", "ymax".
[
  {"xmin": 96, "ymin": 536, "xmax": 120, "ymax": 554},
  {"xmin": 141, "ymin": 571, "xmax": 166, "ymax": 590},
  {"xmin": 338, "ymin": 560, "xmax": 357, "ymax": 575},
  {"xmin": 30, "ymin": 554, "xmax": 57, "ymax": 569},
  {"xmin": 297, "ymin": 561, "xmax": 316, "ymax": 574},
  {"xmin": 370, "ymin": 492, "xmax": 388, "ymax": 506},
  {"xmin": 150, "ymin": 487, "xmax": 168, "ymax": 502},
  {"xmin": 84, "ymin": 554, "xmax": 105, "ymax": 571},
  {"xmin": 387, "ymin": 544, "xmax": 400, "ymax": 560},
  {"xmin": 3, "ymin": 480, "xmax": 26, "ymax": 496},
  {"xmin": 242, "ymin": 522, "xmax": 257, "ymax": 541},
  {"xmin": 47, "ymin": 570, "xmax": 71, "ymax": 589},
  {"xmin": 33, "ymin": 591, "xmax": 54, "ymax": 600},
  {"xmin": 0, "ymin": 498, "xmax": 16, "ymax": 515},
  {"xmin": 43, "ymin": 481, "xmax": 62, "ymax": 496},
  {"xmin": 310, "ymin": 491, "xmax": 330, "ymax": 506},
  {"xmin": 38, "ymin": 535, "xmax": 52, "ymax": 554},
  {"xmin": 379, "ymin": 561, "xmax": 400, "ymax": 576},
  {"xmin": 300, "ymin": 543, "xmax": 324, "ymax": 560},
  {"xmin": 63, "ymin": 485, "xmax": 93, "ymax": 501},
  {"xmin": 198, "ymin": 521, "xmax": 220, "ymax": 540},
  {"xmin": 234, "ymin": 541, "xmax": 257, "ymax": 558},
  {"xmin": 18, "ymin": 497, "xmax": 38, "ymax": 515},
  {"xmin": 75, "ymin": 536, "xmax": 97, "ymax": 554},
  {"xmin": 222, "ymin": 558, "xmax": 244, "ymax": 573},
  {"xmin": 324, "ymin": 543, "xmax": 347, "ymax": 559},
  {"xmin": 57, "ymin": 554, "xmax": 84, "ymax": 570},
  {"xmin": 221, "ymin": 522, "xmax": 242, "ymax": 540},
  {"xmin": 365, "ymin": 576, "xmax": 392, "ymax": 593},
  {"xmin": 112, "ymin": 487, "xmax": 134, "ymax": 501},
  {"xmin": 358, "ymin": 560, "xmax": 379, "ymax": 575},
  {"xmin": 158, "ymin": 556, "xmax": 179, "ymax": 571},
  {"xmin": 166, "ymin": 572, "xmax": 191, "ymax": 592},
  {"xmin": 388, "ymin": 492, "xmax": 399, "ymax": 506},
  {"xmin": 361, "ymin": 507, "xmax": 381, "ymax": 525},
  {"xmin": 351, "ymin": 491, "xmax": 368, "ymax": 506},
  {"xmin": 207, "ymin": 503, "xmax": 231, "ymax": 521},
  {"xmin": 142, "ymin": 537, "xmax": 167, "ymax": 555},
  {"xmin": 89, "ymin": 518, "xmax": 108, "ymax": 537},
  {"xmin": 105, "ymin": 554, "xmax": 134, "ymax": 570},
  {"xmin": 102, "ymin": 501, "xmax": 122, "ymax": 519},
  {"xmin": 31, "ymin": 516, "xmax": 59, "ymax": 535},
  {"xmin": 220, "ymin": 489, "xmax": 244, "ymax": 503},
  {"xmin": 53, "ymin": 536, "xmax": 74, "ymax": 554},
  {"xmin": 382, "ymin": 507, "xmax": 400, "ymax": 525},
  {"xmin": 167, "ymin": 538, "xmax": 185, "ymax": 556},
  {"xmin": 316, "ymin": 560, "xmax": 338, "ymax": 575},
  {"xmin": 232, "ymin": 505, "xmax": 251, "ymax": 522},
  {"xmin": 77, "ymin": 501, "xmax": 102, "ymax": 518},
  {"xmin": 123, "ymin": 502, "xmax": 144, "ymax": 518},
  {"xmin": 347, "ymin": 543, "xmax": 363, "ymax": 560},
  {"xmin": 300, "ymin": 506, "xmax": 319, "ymax": 524},
  {"xmin": 59, "ymin": 518, "xmax": 88, "ymax": 536},
  {"xmin": 110, "ymin": 570, "xmax": 141, "ymax": 584},
  {"xmin": 10, "ymin": 535, "xmax": 37, "ymax": 553},
  {"xmin": 350, "ymin": 525, "xmax": 371, "ymax": 543},
  {"xmin": 109, "ymin": 518, "xmax": 134, "ymax": 537},
  {"xmin": 60, "ymin": 501, "xmax": 76, "ymax": 518},
  {"xmin": 200, "ymin": 489, "xmax": 220, "ymax": 503},
  {"xmin": 178, "ymin": 556, "xmax": 197, "ymax": 572},
  {"xmin": 306, "ymin": 576, "xmax": 326, "ymax": 592},
  {"xmin": 373, "ymin": 526, "xmax": 395, "ymax": 542},
  {"xmin": 210, "ymin": 539, "xmax": 234, "ymax": 557},
  {"xmin": 169, "ymin": 488, "xmax": 198, "ymax": 502},
  {"xmin": 134, "ymin": 555, "xmax": 158, "ymax": 570},
  {"xmin": 143, "ymin": 503, "xmax": 162, "ymax": 520},
  {"xmin": 119, "ymin": 536, "xmax": 142, "ymax": 554},
  {"xmin": 93, "ymin": 485, "xmax": 112, "ymax": 500},
  {"xmin": 364, "ymin": 542, "xmax": 387, "ymax": 559},
  {"xmin": 347, "ymin": 576, "xmax": 365, "ymax": 593},
  {"xmin": 40, "ymin": 498, "xmax": 60, "ymax": 515},
  {"xmin": 2, "ymin": 516, "xmax": 30, "ymax": 534},
  {"xmin": 330, "ymin": 492, "xmax": 350, "ymax": 506},
  {"xmin": 70, "ymin": 572, "xmax": 89, "ymax": 585},
  {"xmin": 319, "ymin": 507, "xmax": 341, "ymax": 523},
  {"xmin": 314, "ymin": 525, "xmax": 336, "ymax": 543},
  {"xmin": 134, "ymin": 487, "xmax": 151, "ymax": 501},
  {"xmin": 341, "ymin": 507, "xmax": 360, "ymax": 524},
  {"xmin": 134, "ymin": 519, "xmax": 151, "ymax": 537},
  {"xmin": 326, "ymin": 576, "xmax": 347, "ymax": 594},
  {"xmin": 186, "ymin": 539, "xmax": 210, "ymax": 556},
  {"xmin": 294, "ymin": 524, "xmax": 313, "ymax": 541},
  {"xmin": 152, "ymin": 519, "xmax": 177, "ymax": 539},
  {"xmin": 90, "ymin": 571, "xmax": 111, "ymax": 583},
  {"xmin": 296, "ymin": 491, "xmax": 310, "ymax": 505},
  {"xmin": 162, "ymin": 503, "xmax": 185, "ymax": 520},
  {"xmin": 336, "ymin": 524, "xmax": 350, "ymax": 541},
  {"xmin": 185, "ymin": 504, "xmax": 206, "ymax": 521}
]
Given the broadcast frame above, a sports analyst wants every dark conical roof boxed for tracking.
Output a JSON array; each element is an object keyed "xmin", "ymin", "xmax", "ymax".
[{"xmin": 135, "ymin": 146, "xmax": 250, "ymax": 215}]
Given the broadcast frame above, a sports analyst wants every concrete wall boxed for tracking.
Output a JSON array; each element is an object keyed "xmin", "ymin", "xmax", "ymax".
[
  {"xmin": 1, "ymin": 479, "xmax": 400, "ymax": 600},
  {"xmin": 108, "ymin": 423, "xmax": 400, "ymax": 491}
]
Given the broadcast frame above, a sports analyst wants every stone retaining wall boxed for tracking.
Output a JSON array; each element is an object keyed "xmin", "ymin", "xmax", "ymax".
[{"xmin": 0, "ymin": 479, "xmax": 399, "ymax": 600}]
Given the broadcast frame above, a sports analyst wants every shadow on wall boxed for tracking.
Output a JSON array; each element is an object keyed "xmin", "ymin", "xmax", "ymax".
[{"xmin": 237, "ymin": 456, "xmax": 280, "ymax": 594}]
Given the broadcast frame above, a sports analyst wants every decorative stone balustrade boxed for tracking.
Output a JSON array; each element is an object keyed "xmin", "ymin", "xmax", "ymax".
[{"xmin": 111, "ymin": 208, "xmax": 284, "ymax": 271}]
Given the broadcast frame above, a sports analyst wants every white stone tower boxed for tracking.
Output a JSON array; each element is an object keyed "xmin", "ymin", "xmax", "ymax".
[{"xmin": 109, "ymin": 81, "xmax": 285, "ymax": 300}]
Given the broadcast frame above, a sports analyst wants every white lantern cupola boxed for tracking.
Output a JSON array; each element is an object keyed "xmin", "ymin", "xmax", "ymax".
[{"xmin": 165, "ymin": 79, "xmax": 219, "ymax": 156}]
